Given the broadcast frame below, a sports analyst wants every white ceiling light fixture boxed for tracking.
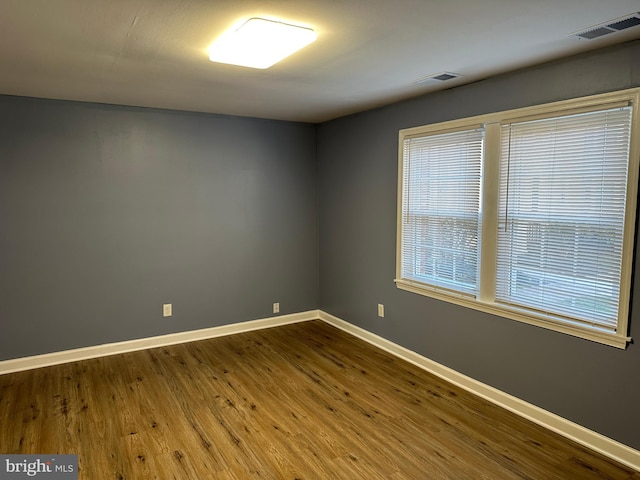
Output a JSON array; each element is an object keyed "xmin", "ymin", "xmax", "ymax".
[{"xmin": 208, "ymin": 18, "xmax": 317, "ymax": 69}]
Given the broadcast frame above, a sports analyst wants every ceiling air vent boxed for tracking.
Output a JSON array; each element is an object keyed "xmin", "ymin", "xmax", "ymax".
[
  {"xmin": 413, "ymin": 72, "xmax": 462, "ymax": 85},
  {"xmin": 572, "ymin": 12, "xmax": 640, "ymax": 40}
]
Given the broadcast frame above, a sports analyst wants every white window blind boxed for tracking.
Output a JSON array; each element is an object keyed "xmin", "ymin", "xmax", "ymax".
[
  {"xmin": 401, "ymin": 128, "xmax": 484, "ymax": 295},
  {"xmin": 496, "ymin": 106, "xmax": 633, "ymax": 331},
  {"xmin": 397, "ymin": 89, "xmax": 639, "ymax": 347}
]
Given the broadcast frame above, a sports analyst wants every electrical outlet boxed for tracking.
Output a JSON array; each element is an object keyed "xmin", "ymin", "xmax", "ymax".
[
  {"xmin": 378, "ymin": 303, "xmax": 385, "ymax": 318},
  {"xmin": 273, "ymin": 302, "xmax": 280, "ymax": 314},
  {"xmin": 163, "ymin": 303, "xmax": 172, "ymax": 317}
]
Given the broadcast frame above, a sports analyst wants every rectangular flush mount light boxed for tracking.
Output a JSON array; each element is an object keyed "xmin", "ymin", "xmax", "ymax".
[{"xmin": 208, "ymin": 18, "xmax": 317, "ymax": 69}]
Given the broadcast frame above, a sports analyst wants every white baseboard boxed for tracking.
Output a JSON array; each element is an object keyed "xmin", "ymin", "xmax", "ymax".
[
  {"xmin": 318, "ymin": 310, "xmax": 640, "ymax": 473},
  {"xmin": 0, "ymin": 310, "xmax": 318, "ymax": 375},
  {"xmin": 2, "ymin": 308, "xmax": 638, "ymax": 472}
]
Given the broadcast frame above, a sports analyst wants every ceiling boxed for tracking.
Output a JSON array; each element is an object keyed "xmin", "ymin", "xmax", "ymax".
[{"xmin": 1, "ymin": 0, "xmax": 639, "ymax": 123}]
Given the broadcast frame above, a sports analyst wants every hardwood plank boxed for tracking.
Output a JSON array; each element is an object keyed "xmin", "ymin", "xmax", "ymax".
[{"xmin": 0, "ymin": 320, "xmax": 637, "ymax": 479}]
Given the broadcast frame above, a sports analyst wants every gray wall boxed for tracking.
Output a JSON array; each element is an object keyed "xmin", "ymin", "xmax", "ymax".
[
  {"xmin": 0, "ymin": 97, "xmax": 318, "ymax": 361},
  {"xmin": 318, "ymin": 39, "xmax": 640, "ymax": 450}
]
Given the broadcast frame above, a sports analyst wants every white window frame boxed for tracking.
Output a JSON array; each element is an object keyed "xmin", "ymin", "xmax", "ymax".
[{"xmin": 396, "ymin": 88, "xmax": 640, "ymax": 349}]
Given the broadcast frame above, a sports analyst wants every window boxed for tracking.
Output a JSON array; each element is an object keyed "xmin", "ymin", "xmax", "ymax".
[
  {"xmin": 396, "ymin": 89, "xmax": 640, "ymax": 348},
  {"xmin": 400, "ymin": 128, "xmax": 483, "ymax": 295}
]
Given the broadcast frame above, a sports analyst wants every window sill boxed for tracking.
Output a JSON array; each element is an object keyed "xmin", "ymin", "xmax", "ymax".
[{"xmin": 394, "ymin": 279, "xmax": 631, "ymax": 349}]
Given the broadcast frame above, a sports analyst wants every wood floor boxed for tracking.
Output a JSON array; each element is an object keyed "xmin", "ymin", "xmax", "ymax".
[{"xmin": 0, "ymin": 320, "xmax": 637, "ymax": 479}]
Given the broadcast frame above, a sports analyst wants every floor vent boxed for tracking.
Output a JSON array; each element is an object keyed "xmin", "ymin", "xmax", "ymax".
[{"xmin": 572, "ymin": 13, "xmax": 640, "ymax": 40}]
